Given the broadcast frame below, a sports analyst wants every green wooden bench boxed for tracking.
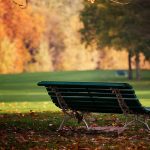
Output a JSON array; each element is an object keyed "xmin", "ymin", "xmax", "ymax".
[{"xmin": 38, "ymin": 81, "xmax": 150, "ymax": 133}]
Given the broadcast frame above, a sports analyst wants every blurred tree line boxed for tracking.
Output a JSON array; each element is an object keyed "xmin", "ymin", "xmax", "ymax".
[
  {"xmin": 80, "ymin": 0, "xmax": 150, "ymax": 80},
  {"xmin": 0, "ymin": 0, "xmax": 149, "ymax": 79}
]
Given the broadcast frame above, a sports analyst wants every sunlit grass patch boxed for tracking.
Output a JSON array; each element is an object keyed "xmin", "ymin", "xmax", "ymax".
[
  {"xmin": 140, "ymin": 99, "xmax": 150, "ymax": 107},
  {"xmin": 0, "ymin": 101, "xmax": 60, "ymax": 114}
]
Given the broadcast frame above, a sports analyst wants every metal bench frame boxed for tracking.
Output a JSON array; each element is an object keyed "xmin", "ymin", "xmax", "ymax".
[
  {"xmin": 112, "ymin": 89, "xmax": 150, "ymax": 133},
  {"xmin": 51, "ymin": 86, "xmax": 89, "ymax": 131},
  {"xmin": 50, "ymin": 86, "xmax": 150, "ymax": 133}
]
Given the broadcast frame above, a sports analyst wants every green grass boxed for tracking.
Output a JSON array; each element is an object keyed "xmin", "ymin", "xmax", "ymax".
[{"xmin": 0, "ymin": 70, "xmax": 150, "ymax": 113}]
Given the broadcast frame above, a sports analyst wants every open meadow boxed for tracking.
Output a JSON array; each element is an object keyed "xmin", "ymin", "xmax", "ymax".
[{"xmin": 0, "ymin": 70, "xmax": 150, "ymax": 149}]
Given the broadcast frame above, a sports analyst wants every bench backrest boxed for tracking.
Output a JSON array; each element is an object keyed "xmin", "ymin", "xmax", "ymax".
[{"xmin": 38, "ymin": 81, "xmax": 146, "ymax": 114}]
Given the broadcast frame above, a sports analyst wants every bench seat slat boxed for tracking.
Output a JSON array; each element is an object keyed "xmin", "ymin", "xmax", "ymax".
[
  {"xmin": 53, "ymin": 102, "xmax": 146, "ymax": 114},
  {"xmin": 53, "ymin": 103, "xmax": 123, "ymax": 113},
  {"xmin": 38, "ymin": 81, "xmax": 132, "ymax": 89},
  {"xmin": 51, "ymin": 98, "xmax": 142, "ymax": 107},
  {"xmin": 47, "ymin": 88, "xmax": 135, "ymax": 94},
  {"xmin": 51, "ymin": 96, "xmax": 139, "ymax": 102},
  {"xmin": 51, "ymin": 97, "xmax": 143, "ymax": 109},
  {"xmin": 53, "ymin": 101, "xmax": 144, "ymax": 109},
  {"xmin": 52, "ymin": 102, "xmax": 142, "ymax": 110},
  {"xmin": 48, "ymin": 92, "xmax": 136, "ymax": 98}
]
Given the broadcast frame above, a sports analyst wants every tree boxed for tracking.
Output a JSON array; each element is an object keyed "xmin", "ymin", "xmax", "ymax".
[
  {"xmin": 80, "ymin": 0, "xmax": 150, "ymax": 80},
  {"xmin": 0, "ymin": 0, "xmax": 44, "ymax": 73},
  {"xmin": 45, "ymin": 12, "xmax": 65, "ymax": 70}
]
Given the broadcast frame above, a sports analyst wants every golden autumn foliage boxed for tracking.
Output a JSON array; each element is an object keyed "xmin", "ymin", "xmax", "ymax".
[
  {"xmin": 0, "ymin": 37, "xmax": 17, "ymax": 73},
  {"xmin": 27, "ymin": 40, "xmax": 54, "ymax": 72},
  {"xmin": 0, "ymin": 0, "xmax": 149, "ymax": 74},
  {"xmin": 0, "ymin": 0, "xmax": 44, "ymax": 73}
]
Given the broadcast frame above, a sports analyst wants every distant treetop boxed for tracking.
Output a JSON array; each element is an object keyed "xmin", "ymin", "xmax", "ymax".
[{"xmin": 12, "ymin": 0, "xmax": 131, "ymax": 9}]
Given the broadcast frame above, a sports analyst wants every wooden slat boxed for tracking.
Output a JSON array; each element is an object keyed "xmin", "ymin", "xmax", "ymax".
[
  {"xmin": 38, "ymin": 81, "xmax": 132, "ymax": 89},
  {"xmin": 53, "ymin": 101, "xmax": 145, "ymax": 114},
  {"xmin": 47, "ymin": 88, "xmax": 135, "ymax": 94},
  {"xmin": 48, "ymin": 91, "xmax": 136, "ymax": 98},
  {"xmin": 53, "ymin": 102, "xmax": 123, "ymax": 113},
  {"xmin": 51, "ymin": 96, "xmax": 138, "ymax": 102},
  {"xmin": 51, "ymin": 98, "xmax": 141, "ymax": 108}
]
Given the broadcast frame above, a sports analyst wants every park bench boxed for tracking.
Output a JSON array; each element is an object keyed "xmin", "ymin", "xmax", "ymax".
[
  {"xmin": 116, "ymin": 70, "xmax": 127, "ymax": 77},
  {"xmin": 38, "ymin": 81, "xmax": 150, "ymax": 133}
]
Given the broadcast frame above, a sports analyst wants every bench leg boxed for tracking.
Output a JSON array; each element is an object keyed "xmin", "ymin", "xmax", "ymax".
[
  {"xmin": 57, "ymin": 112, "xmax": 90, "ymax": 131},
  {"xmin": 123, "ymin": 116, "xmax": 135, "ymax": 129},
  {"xmin": 82, "ymin": 117, "xmax": 89, "ymax": 130},
  {"xmin": 123, "ymin": 115, "xmax": 150, "ymax": 131},
  {"xmin": 57, "ymin": 115, "xmax": 70, "ymax": 131},
  {"xmin": 138, "ymin": 117, "xmax": 150, "ymax": 131}
]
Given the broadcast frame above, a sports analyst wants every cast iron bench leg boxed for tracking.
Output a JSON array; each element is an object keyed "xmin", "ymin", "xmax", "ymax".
[
  {"xmin": 82, "ymin": 117, "xmax": 89, "ymax": 130},
  {"xmin": 57, "ymin": 115, "xmax": 70, "ymax": 131},
  {"xmin": 123, "ymin": 115, "xmax": 150, "ymax": 131}
]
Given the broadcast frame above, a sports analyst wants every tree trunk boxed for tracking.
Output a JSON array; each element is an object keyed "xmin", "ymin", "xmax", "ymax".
[
  {"xmin": 128, "ymin": 50, "xmax": 133, "ymax": 80},
  {"xmin": 135, "ymin": 52, "xmax": 140, "ymax": 80}
]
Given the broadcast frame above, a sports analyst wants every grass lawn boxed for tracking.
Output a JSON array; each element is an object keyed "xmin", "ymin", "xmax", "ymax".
[
  {"xmin": 0, "ymin": 70, "xmax": 150, "ymax": 149},
  {"xmin": 0, "ymin": 70, "xmax": 150, "ymax": 113}
]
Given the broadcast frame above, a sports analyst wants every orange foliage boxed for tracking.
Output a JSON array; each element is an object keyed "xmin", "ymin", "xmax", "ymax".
[
  {"xmin": 0, "ymin": 0, "xmax": 149, "ymax": 73},
  {"xmin": 0, "ymin": 0, "xmax": 44, "ymax": 73}
]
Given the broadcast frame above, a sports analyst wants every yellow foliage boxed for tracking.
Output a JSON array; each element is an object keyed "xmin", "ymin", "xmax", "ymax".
[
  {"xmin": 0, "ymin": 0, "xmax": 45, "ymax": 73},
  {"xmin": 0, "ymin": 37, "xmax": 18, "ymax": 73},
  {"xmin": 26, "ymin": 40, "xmax": 53, "ymax": 72},
  {"xmin": 0, "ymin": 0, "xmax": 149, "ymax": 74}
]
